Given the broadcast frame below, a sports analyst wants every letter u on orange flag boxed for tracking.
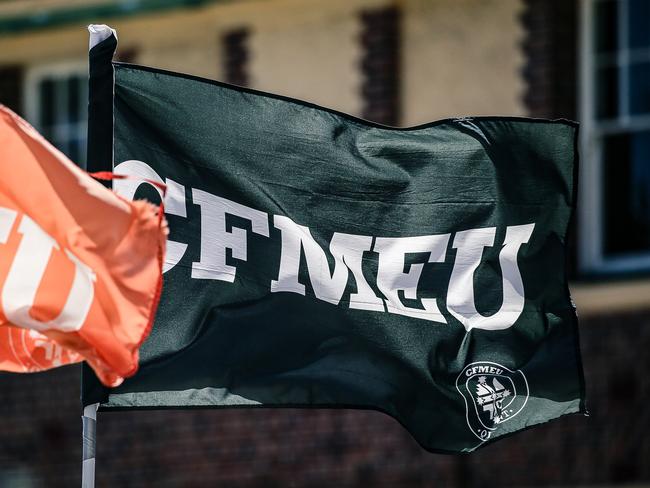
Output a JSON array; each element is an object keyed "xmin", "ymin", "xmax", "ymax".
[{"xmin": 0, "ymin": 105, "xmax": 167, "ymax": 387}]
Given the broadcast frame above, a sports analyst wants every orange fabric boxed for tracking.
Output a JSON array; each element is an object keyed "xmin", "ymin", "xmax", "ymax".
[{"xmin": 0, "ymin": 105, "xmax": 167, "ymax": 387}]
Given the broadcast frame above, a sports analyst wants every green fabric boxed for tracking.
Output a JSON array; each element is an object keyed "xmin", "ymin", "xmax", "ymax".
[{"xmin": 82, "ymin": 59, "xmax": 585, "ymax": 453}]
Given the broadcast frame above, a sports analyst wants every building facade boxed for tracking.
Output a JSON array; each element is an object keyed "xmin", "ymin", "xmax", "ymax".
[{"xmin": 0, "ymin": 0, "xmax": 648, "ymax": 486}]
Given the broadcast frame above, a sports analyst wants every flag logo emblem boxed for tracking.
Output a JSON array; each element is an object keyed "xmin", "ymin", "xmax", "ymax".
[{"xmin": 456, "ymin": 362, "xmax": 529, "ymax": 441}]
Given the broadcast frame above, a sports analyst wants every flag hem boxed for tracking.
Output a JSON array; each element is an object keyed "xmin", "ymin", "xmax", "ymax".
[
  {"xmin": 112, "ymin": 61, "xmax": 579, "ymax": 132},
  {"xmin": 567, "ymin": 117, "xmax": 588, "ymax": 418}
]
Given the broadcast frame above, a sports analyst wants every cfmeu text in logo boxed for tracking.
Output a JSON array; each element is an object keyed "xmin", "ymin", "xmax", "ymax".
[{"xmin": 456, "ymin": 362, "xmax": 529, "ymax": 441}]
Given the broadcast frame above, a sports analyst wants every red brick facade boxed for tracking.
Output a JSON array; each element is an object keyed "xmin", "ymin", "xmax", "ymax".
[
  {"xmin": 223, "ymin": 28, "xmax": 251, "ymax": 88},
  {"xmin": 521, "ymin": 0, "xmax": 578, "ymax": 120},
  {"xmin": 360, "ymin": 6, "xmax": 401, "ymax": 126},
  {"xmin": 1, "ymin": 309, "xmax": 648, "ymax": 486}
]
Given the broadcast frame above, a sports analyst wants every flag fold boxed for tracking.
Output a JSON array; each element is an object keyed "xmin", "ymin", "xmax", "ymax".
[
  {"xmin": 0, "ymin": 105, "xmax": 166, "ymax": 387},
  {"xmin": 82, "ymin": 27, "xmax": 585, "ymax": 453}
]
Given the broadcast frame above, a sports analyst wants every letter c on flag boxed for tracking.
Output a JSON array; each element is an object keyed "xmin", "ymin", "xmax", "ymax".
[
  {"xmin": 0, "ymin": 212, "xmax": 96, "ymax": 332},
  {"xmin": 113, "ymin": 160, "xmax": 187, "ymax": 273}
]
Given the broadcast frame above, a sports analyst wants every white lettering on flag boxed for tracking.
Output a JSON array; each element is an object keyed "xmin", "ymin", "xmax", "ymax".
[{"xmin": 116, "ymin": 160, "xmax": 535, "ymax": 329}]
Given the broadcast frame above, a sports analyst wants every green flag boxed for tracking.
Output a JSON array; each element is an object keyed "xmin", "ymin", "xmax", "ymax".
[{"xmin": 82, "ymin": 30, "xmax": 586, "ymax": 453}]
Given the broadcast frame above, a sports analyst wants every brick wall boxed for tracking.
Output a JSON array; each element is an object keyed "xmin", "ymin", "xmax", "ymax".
[
  {"xmin": 520, "ymin": 0, "xmax": 578, "ymax": 120},
  {"xmin": 1, "ymin": 309, "xmax": 648, "ymax": 487},
  {"xmin": 223, "ymin": 28, "xmax": 250, "ymax": 87},
  {"xmin": 359, "ymin": 5, "xmax": 401, "ymax": 126}
]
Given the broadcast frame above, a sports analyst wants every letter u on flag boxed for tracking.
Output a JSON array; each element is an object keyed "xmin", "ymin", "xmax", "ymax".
[
  {"xmin": 0, "ymin": 105, "xmax": 167, "ymax": 387},
  {"xmin": 82, "ymin": 26, "xmax": 586, "ymax": 453}
]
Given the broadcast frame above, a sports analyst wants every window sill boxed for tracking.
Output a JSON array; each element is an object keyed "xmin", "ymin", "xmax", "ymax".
[{"xmin": 570, "ymin": 278, "xmax": 650, "ymax": 317}]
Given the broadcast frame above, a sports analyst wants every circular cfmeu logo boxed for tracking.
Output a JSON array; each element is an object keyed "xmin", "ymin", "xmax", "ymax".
[{"xmin": 456, "ymin": 361, "xmax": 529, "ymax": 441}]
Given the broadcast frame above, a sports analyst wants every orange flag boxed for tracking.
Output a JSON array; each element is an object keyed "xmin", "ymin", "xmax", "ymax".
[{"xmin": 0, "ymin": 105, "xmax": 166, "ymax": 387}]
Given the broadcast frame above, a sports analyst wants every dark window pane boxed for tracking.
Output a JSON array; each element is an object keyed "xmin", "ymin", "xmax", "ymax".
[
  {"xmin": 596, "ymin": 65, "xmax": 619, "ymax": 118},
  {"xmin": 68, "ymin": 137, "xmax": 80, "ymax": 164},
  {"xmin": 628, "ymin": 0, "xmax": 650, "ymax": 49},
  {"xmin": 595, "ymin": 0, "xmax": 618, "ymax": 54},
  {"xmin": 38, "ymin": 79, "xmax": 55, "ymax": 127},
  {"xmin": 55, "ymin": 77, "xmax": 68, "ymax": 124},
  {"xmin": 67, "ymin": 76, "xmax": 81, "ymax": 123},
  {"xmin": 40, "ymin": 127, "xmax": 52, "ymax": 142},
  {"xmin": 629, "ymin": 61, "xmax": 650, "ymax": 115},
  {"xmin": 37, "ymin": 73, "xmax": 87, "ymax": 167},
  {"xmin": 603, "ymin": 130, "xmax": 650, "ymax": 255},
  {"xmin": 55, "ymin": 132, "xmax": 69, "ymax": 159},
  {"xmin": 0, "ymin": 66, "xmax": 23, "ymax": 115}
]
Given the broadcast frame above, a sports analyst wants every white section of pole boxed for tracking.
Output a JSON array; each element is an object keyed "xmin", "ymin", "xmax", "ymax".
[
  {"xmin": 88, "ymin": 24, "xmax": 117, "ymax": 50},
  {"xmin": 81, "ymin": 403, "xmax": 99, "ymax": 488}
]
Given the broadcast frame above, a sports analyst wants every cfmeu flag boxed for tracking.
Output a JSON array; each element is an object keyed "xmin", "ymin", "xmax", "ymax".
[
  {"xmin": 82, "ymin": 26, "xmax": 586, "ymax": 453},
  {"xmin": 0, "ymin": 105, "xmax": 166, "ymax": 387}
]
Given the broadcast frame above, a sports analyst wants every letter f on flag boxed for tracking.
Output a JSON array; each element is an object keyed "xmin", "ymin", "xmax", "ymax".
[{"xmin": 0, "ymin": 105, "xmax": 167, "ymax": 387}]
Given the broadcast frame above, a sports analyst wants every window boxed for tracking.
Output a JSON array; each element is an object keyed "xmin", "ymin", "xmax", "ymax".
[
  {"xmin": 580, "ymin": 0, "xmax": 650, "ymax": 273},
  {"xmin": 24, "ymin": 62, "xmax": 88, "ymax": 168}
]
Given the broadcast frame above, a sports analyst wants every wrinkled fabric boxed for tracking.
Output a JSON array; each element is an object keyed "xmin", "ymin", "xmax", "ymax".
[
  {"xmin": 0, "ymin": 105, "xmax": 166, "ymax": 387},
  {"xmin": 82, "ymin": 31, "xmax": 585, "ymax": 453}
]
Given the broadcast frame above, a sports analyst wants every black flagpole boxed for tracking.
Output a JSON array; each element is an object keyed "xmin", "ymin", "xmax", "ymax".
[{"xmin": 82, "ymin": 24, "xmax": 117, "ymax": 488}]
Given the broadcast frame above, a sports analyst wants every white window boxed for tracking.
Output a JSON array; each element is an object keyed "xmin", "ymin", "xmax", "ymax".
[
  {"xmin": 24, "ymin": 61, "xmax": 88, "ymax": 168},
  {"xmin": 580, "ymin": 0, "xmax": 650, "ymax": 273}
]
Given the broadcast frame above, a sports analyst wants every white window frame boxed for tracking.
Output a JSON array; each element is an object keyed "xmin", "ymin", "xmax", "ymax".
[
  {"xmin": 579, "ymin": 0, "xmax": 650, "ymax": 273},
  {"xmin": 24, "ymin": 60, "xmax": 88, "ymax": 167}
]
